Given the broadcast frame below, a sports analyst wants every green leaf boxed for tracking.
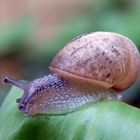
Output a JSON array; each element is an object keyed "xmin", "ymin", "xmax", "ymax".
[{"xmin": 1, "ymin": 87, "xmax": 140, "ymax": 140}]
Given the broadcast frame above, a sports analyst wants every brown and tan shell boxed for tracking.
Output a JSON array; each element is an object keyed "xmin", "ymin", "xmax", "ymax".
[{"xmin": 49, "ymin": 32, "xmax": 140, "ymax": 91}]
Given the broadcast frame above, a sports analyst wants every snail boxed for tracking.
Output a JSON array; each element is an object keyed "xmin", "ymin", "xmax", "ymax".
[{"xmin": 3, "ymin": 32, "xmax": 140, "ymax": 116}]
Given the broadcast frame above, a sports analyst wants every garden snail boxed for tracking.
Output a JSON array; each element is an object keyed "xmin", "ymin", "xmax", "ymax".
[{"xmin": 3, "ymin": 32, "xmax": 140, "ymax": 116}]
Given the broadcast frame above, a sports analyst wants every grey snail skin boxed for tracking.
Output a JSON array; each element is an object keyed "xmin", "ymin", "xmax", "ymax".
[{"xmin": 3, "ymin": 32, "xmax": 140, "ymax": 116}]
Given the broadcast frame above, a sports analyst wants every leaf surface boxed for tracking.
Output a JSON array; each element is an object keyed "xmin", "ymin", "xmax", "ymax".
[{"xmin": 0, "ymin": 87, "xmax": 140, "ymax": 140}]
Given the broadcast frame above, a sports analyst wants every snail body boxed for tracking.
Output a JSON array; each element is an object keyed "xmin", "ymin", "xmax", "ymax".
[{"xmin": 3, "ymin": 32, "xmax": 140, "ymax": 116}]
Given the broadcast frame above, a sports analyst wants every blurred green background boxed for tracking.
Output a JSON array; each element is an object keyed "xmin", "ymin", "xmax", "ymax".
[{"xmin": 0, "ymin": 0, "xmax": 140, "ymax": 107}]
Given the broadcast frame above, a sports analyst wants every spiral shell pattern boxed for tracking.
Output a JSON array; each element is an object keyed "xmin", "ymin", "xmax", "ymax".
[{"xmin": 50, "ymin": 32, "xmax": 140, "ymax": 91}]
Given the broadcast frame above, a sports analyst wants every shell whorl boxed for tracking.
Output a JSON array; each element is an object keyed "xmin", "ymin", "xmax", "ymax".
[{"xmin": 50, "ymin": 32, "xmax": 140, "ymax": 91}]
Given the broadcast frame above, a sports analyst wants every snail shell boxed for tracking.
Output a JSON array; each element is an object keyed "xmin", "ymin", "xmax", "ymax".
[{"xmin": 50, "ymin": 32, "xmax": 140, "ymax": 91}]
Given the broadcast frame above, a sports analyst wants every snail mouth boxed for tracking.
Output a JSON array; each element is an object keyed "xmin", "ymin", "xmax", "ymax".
[{"xmin": 24, "ymin": 104, "xmax": 31, "ymax": 116}]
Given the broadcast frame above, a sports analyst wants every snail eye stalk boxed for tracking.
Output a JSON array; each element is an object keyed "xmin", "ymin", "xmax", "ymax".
[{"xmin": 3, "ymin": 77, "xmax": 27, "ymax": 90}]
